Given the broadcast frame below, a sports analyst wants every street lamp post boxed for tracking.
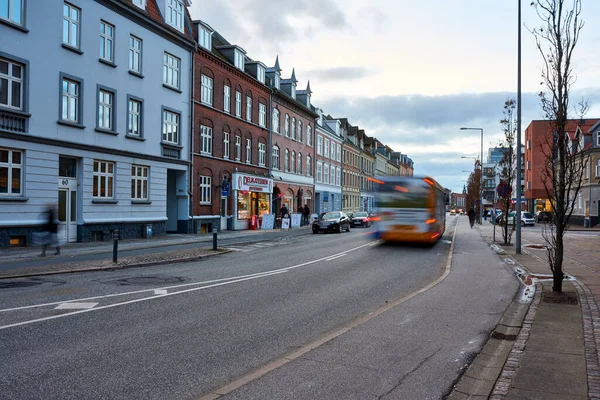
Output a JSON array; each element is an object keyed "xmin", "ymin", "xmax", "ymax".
[{"xmin": 461, "ymin": 128, "xmax": 484, "ymax": 224}]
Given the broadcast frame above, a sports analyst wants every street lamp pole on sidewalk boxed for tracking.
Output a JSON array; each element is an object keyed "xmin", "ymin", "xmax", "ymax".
[
  {"xmin": 516, "ymin": 0, "xmax": 522, "ymax": 253},
  {"xmin": 461, "ymin": 127, "xmax": 484, "ymax": 224}
]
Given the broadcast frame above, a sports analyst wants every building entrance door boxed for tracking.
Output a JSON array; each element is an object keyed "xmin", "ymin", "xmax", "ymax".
[{"xmin": 58, "ymin": 178, "xmax": 77, "ymax": 243}]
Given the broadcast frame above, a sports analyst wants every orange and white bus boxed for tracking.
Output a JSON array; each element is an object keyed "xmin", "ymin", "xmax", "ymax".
[{"xmin": 372, "ymin": 176, "xmax": 446, "ymax": 244}]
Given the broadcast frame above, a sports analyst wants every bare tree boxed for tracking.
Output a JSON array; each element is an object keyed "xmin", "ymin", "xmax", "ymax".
[
  {"xmin": 531, "ymin": 0, "xmax": 587, "ymax": 292},
  {"xmin": 466, "ymin": 165, "xmax": 481, "ymax": 214},
  {"xmin": 497, "ymin": 99, "xmax": 518, "ymax": 245}
]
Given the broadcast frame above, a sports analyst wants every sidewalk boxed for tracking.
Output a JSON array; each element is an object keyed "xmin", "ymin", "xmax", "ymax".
[{"xmin": 451, "ymin": 219, "xmax": 600, "ymax": 399}]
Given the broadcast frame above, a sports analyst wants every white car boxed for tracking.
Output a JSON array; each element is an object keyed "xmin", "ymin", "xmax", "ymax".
[{"xmin": 506, "ymin": 211, "xmax": 536, "ymax": 226}]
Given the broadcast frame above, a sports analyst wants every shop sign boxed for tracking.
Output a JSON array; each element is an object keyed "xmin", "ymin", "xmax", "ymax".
[{"xmin": 234, "ymin": 173, "xmax": 273, "ymax": 193}]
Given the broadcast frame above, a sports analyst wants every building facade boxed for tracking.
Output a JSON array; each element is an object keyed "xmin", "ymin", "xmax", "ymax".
[
  {"xmin": 340, "ymin": 122, "xmax": 361, "ymax": 213},
  {"xmin": 0, "ymin": 0, "xmax": 194, "ymax": 246},
  {"xmin": 192, "ymin": 22, "xmax": 272, "ymax": 231},
  {"xmin": 313, "ymin": 108, "xmax": 342, "ymax": 213},
  {"xmin": 360, "ymin": 131, "xmax": 375, "ymax": 212}
]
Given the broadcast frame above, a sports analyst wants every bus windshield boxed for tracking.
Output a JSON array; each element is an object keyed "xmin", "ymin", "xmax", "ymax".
[{"xmin": 375, "ymin": 179, "xmax": 430, "ymax": 209}]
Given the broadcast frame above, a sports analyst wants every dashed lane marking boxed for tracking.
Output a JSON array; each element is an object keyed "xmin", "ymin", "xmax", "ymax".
[{"xmin": 54, "ymin": 302, "xmax": 98, "ymax": 310}]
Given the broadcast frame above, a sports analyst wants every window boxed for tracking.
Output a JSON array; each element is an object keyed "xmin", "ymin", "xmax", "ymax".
[
  {"xmin": 162, "ymin": 109, "xmax": 179, "ymax": 144},
  {"xmin": 234, "ymin": 50, "xmax": 244, "ymax": 70},
  {"xmin": 291, "ymin": 151, "xmax": 296, "ymax": 173},
  {"xmin": 200, "ymin": 125, "xmax": 212, "ymax": 154},
  {"xmin": 291, "ymin": 117, "xmax": 296, "ymax": 139},
  {"xmin": 93, "ymin": 160, "xmax": 114, "ymax": 199},
  {"xmin": 1, "ymin": 0, "xmax": 23, "ymax": 25},
  {"xmin": 330, "ymin": 165, "xmax": 335, "ymax": 185},
  {"xmin": 235, "ymin": 91, "xmax": 241, "ymax": 117},
  {"xmin": 258, "ymin": 142, "xmax": 266, "ymax": 166},
  {"xmin": 199, "ymin": 26, "xmax": 212, "ymax": 50},
  {"xmin": 97, "ymin": 87, "xmax": 115, "ymax": 131},
  {"xmin": 127, "ymin": 97, "xmax": 142, "ymax": 137},
  {"xmin": 336, "ymin": 143, "xmax": 341, "ymax": 161},
  {"xmin": 259, "ymin": 103, "xmax": 266, "ymax": 127},
  {"xmin": 317, "ymin": 162, "xmax": 322, "ymax": 183},
  {"xmin": 0, "ymin": 58, "xmax": 23, "ymax": 110},
  {"xmin": 596, "ymin": 159, "xmax": 600, "ymax": 177},
  {"xmin": 63, "ymin": 3, "xmax": 80, "ymax": 49},
  {"xmin": 597, "ymin": 132, "xmax": 600, "ymax": 146},
  {"xmin": 284, "ymin": 149, "xmax": 289, "ymax": 172},
  {"xmin": 274, "ymin": 74, "xmax": 280, "ymax": 89},
  {"xmin": 129, "ymin": 35, "xmax": 142, "ymax": 74},
  {"xmin": 166, "ymin": 0, "xmax": 184, "ymax": 31},
  {"xmin": 297, "ymin": 152, "xmax": 302, "ymax": 175},
  {"xmin": 131, "ymin": 165, "xmax": 148, "ymax": 200},
  {"xmin": 223, "ymin": 85, "xmax": 230, "ymax": 113},
  {"xmin": 132, "ymin": 0, "xmax": 145, "ymax": 8},
  {"xmin": 307, "ymin": 125, "xmax": 312, "ymax": 146},
  {"xmin": 285, "ymin": 114, "xmax": 290, "ymax": 137},
  {"xmin": 272, "ymin": 146, "xmax": 280, "ymax": 169},
  {"xmin": 163, "ymin": 53, "xmax": 180, "ymax": 89},
  {"xmin": 306, "ymin": 156, "xmax": 312, "ymax": 176},
  {"xmin": 324, "ymin": 139, "xmax": 329, "ymax": 158},
  {"xmin": 199, "ymin": 175, "xmax": 211, "ymax": 204},
  {"xmin": 272, "ymin": 108, "xmax": 280, "ymax": 133},
  {"xmin": 201, "ymin": 75, "xmax": 213, "ymax": 105},
  {"xmin": 257, "ymin": 66, "xmax": 265, "ymax": 84},
  {"xmin": 100, "ymin": 21, "xmax": 115, "ymax": 63},
  {"xmin": 245, "ymin": 138, "xmax": 251, "ymax": 163},
  {"xmin": 60, "ymin": 77, "xmax": 81, "ymax": 124},
  {"xmin": 235, "ymin": 135, "xmax": 241, "ymax": 160},
  {"xmin": 0, "ymin": 148, "xmax": 22, "ymax": 195},
  {"xmin": 223, "ymin": 132, "xmax": 229, "ymax": 159},
  {"xmin": 246, "ymin": 96, "xmax": 252, "ymax": 122},
  {"xmin": 317, "ymin": 136, "xmax": 323, "ymax": 155},
  {"xmin": 297, "ymin": 120, "xmax": 302, "ymax": 142},
  {"xmin": 324, "ymin": 164, "xmax": 329, "ymax": 184},
  {"xmin": 336, "ymin": 167, "xmax": 341, "ymax": 186}
]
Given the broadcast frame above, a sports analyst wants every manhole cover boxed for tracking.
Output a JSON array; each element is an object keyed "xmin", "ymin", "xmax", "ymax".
[{"xmin": 113, "ymin": 275, "xmax": 187, "ymax": 286}]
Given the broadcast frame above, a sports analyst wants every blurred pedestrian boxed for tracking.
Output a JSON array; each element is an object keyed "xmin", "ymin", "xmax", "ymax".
[
  {"xmin": 302, "ymin": 204, "xmax": 310, "ymax": 226},
  {"xmin": 467, "ymin": 207, "xmax": 475, "ymax": 228},
  {"xmin": 41, "ymin": 205, "xmax": 60, "ymax": 256}
]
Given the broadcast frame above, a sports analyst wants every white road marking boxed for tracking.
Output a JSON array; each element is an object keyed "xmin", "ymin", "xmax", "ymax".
[
  {"xmin": 54, "ymin": 302, "xmax": 98, "ymax": 310},
  {"xmin": 154, "ymin": 289, "xmax": 168, "ymax": 295},
  {"xmin": 325, "ymin": 254, "xmax": 347, "ymax": 261},
  {"xmin": 225, "ymin": 247, "xmax": 248, "ymax": 252}
]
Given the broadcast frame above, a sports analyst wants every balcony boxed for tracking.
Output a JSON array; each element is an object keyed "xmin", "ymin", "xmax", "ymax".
[{"xmin": 0, "ymin": 109, "xmax": 30, "ymax": 133}]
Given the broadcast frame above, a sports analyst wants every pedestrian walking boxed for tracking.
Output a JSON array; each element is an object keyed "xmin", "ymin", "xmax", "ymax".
[
  {"xmin": 302, "ymin": 204, "xmax": 310, "ymax": 227},
  {"xmin": 467, "ymin": 207, "xmax": 476, "ymax": 229},
  {"xmin": 40, "ymin": 205, "xmax": 60, "ymax": 256},
  {"xmin": 297, "ymin": 205, "xmax": 304, "ymax": 226}
]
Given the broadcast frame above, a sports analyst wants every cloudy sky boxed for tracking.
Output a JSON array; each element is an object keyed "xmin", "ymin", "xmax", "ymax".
[{"xmin": 188, "ymin": 0, "xmax": 600, "ymax": 193}]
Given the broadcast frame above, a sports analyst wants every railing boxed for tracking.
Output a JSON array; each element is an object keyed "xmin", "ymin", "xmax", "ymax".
[
  {"xmin": 162, "ymin": 145, "xmax": 181, "ymax": 159},
  {"xmin": 0, "ymin": 110, "xmax": 28, "ymax": 133}
]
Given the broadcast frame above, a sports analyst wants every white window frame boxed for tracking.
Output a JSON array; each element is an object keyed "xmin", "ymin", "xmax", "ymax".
[
  {"xmin": 317, "ymin": 136, "xmax": 323, "ymax": 155},
  {"xmin": 306, "ymin": 156, "xmax": 312, "ymax": 177},
  {"xmin": 132, "ymin": 0, "xmax": 146, "ymax": 9},
  {"xmin": 223, "ymin": 132, "xmax": 230, "ymax": 159},
  {"xmin": 234, "ymin": 50, "xmax": 245, "ymax": 70},
  {"xmin": 163, "ymin": 52, "xmax": 180, "ymax": 89},
  {"xmin": 307, "ymin": 125, "xmax": 312, "ymax": 146},
  {"xmin": 297, "ymin": 152, "xmax": 302, "ymax": 175},
  {"xmin": 0, "ymin": 58, "xmax": 23, "ymax": 110},
  {"xmin": 596, "ymin": 159, "xmax": 600, "ymax": 177},
  {"xmin": 336, "ymin": 143, "xmax": 341, "ymax": 161},
  {"xmin": 235, "ymin": 135, "xmax": 241, "ymax": 161},
  {"xmin": 61, "ymin": 78, "xmax": 79, "ymax": 123},
  {"xmin": 162, "ymin": 109, "xmax": 179, "ymax": 144},
  {"xmin": 291, "ymin": 151, "xmax": 296, "ymax": 173},
  {"xmin": 285, "ymin": 149, "xmax": 289, "ymax": 172},
  {"xmin": 330, "ymin": 165, "xmax": 335, "ymax": 185},
  {"xmin": 129, "ymin": 35, "xmax": 142, "ymax": 74},
  {"xmin": 199, "ymin": 175, "xmax": 211, "ymax": 204},
  {"xmin": 336, "ymin": 167, "xmax": 341, "ymax": 186},
  {"xmin": 291, "ymin": 117, "xmax": 296, "ymax": 139},
  {"xmin": 316, "ymin": 161, "xmax": 323, "ymax": 183},
  {"xmin": 259, "ymin": 103, "xmax": 266, "ymax": 127},
  {"xmin": 258, "ymin": 142, "xmax": 266, "ymax": 166},
  {"xmin": 100, "ymin": 21, "xmax": 115, "ymax": 62},
  {"xmin": 235, "ymin": 91, "xmax": 242, "ymax": 117},
  {"xmin": 98, "ymin": 89, "xmax": 113, "ymax": 130},
  {"xmin": 200, "ymin": 125, "xmax": 212, "ymax": 155},
  {"xmin": 63, "ymin": 2, "xmax": 80, "ymax": 49},
  {"xmin": 0, "ymin": 148, "xmax": 22, "ymax": 195},
  {"xmin": 131, "ymin": 165, "xmax": 149, "ymax": 200},
  {"xmin": 285, "ymin": 114, "xmax": 290, "ymax": 137},
  {"xmin": 246, "ymin": 96, "xmax": 252, "ymax": 122},
  {"xmin": 272, "ymin": 108, "xmax": 280, "ymax": 133},
  {"xmin": 324, "ymin": 164, "xmax": 330, "ymax": 184},
  {"xmin": 199, "ymin": 27, "xmax": 212, "ymax": 50},
  {"xmin": 166, "ymin": 0, "xmax": 184, "ymax": 32},
  {"xmin": 324, "ymin": 139, "xmax": 329, "ymax": 158},
  {"xmin": 245, "ymin": 138, "xmax": 251, "ymax": 164},
  {"xmin": 223, "ymin": 85, "xmax": 230, "ymax": 113},
  {"xmin": 127, "ymin": 98, "xmax": 142, "ymax": 137},
  {"xmin": 1, "ymin": 0, "xmax": 23, "ymax": 25},
  {"xmin": 297, "ymin": 120, "xmax": 302, "ymax": 142},
  {"xmin": 257, "ymin": 66, "xmax": 265, "ymax": 84},
  {"xmin": 93, "ymin": 160, "xmax": 114, "ymax": 199},
  {"xmin": 272, "ymin": 146, "xmax": 280, "ymax": 170},
  {"xmin": 201, "ymin": 75, "xmax": 213, "ymax": 105}
]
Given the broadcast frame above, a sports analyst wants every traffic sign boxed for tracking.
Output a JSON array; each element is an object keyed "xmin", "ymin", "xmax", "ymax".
[{"xmin": 221, "ymin": 182, "xmax": 230, "ymax": 197}]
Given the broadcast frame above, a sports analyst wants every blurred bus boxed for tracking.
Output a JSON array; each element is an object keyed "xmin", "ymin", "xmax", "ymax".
[{"xmin": 372, "ymin": 176, "xmax": 446, "ymax": 244}]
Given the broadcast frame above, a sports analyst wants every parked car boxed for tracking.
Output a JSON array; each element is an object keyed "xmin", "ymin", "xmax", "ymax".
[
  {"xmin": 505, "ymin": 211, "xmax": 536, "ymax": 226},
  {"xmin": 449, "ymin": 209, "xmax": 456, "ymax": 216},
  {"xmin": 312, "ymin": 211, "xmax": 351, "ymax": 234},
  {"xmin": 536, "ymin": 211, "xmax": 553, "ymax": 223},
  {"xmin": 349, "ymin": 211, "xmax": 371, "ymax": 227}
]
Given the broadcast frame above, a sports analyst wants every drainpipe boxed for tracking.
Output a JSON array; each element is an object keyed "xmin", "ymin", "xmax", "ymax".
[
  {"xmin": 189, "ymin": 43, "xmax": 197, "ymax": 232},
  {"xmin": 268, "ymin": 89, "xmax": 274, "ymax": 214}
]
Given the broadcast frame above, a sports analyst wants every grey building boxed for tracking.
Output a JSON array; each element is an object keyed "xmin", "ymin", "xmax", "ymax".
[
  {"xmin": 313, "ymin": 108, "xmax": 343, "ymax": 213},
  {"xmin": 0, "ymin": 0, "xmax": 195, "ymax": 247}
]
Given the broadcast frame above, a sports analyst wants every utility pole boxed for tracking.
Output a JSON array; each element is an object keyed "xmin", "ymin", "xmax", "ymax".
[{"xmin": 516, "ymin": 0, "xmax": 522, "ymax": 253}]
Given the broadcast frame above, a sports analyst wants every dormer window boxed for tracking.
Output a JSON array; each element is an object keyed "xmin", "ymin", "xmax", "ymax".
[
  {"xmin": 257, "ymin": 66, "xmax": 265, "ymax": 84},
  {"xmin": 234, "ymin": 50, "xmax": 245, "ymax": 70},
  {"xmin": 199, "ymin": 27, "xmax": 212, "ymax": 50},
  {"xmin": 291, "ymin": 85, "xmax": 296, "ymax": 99},
  {"xmin": 274, "ymin": 74, "xmax": 280, "ymax": 89},
  {"xmin": 166, "ymin": 0, "xmax": 184, "ymax": 32},
  {"xmin": 132, "ymin": 0, "xmax": 146, "ymax": 9}
]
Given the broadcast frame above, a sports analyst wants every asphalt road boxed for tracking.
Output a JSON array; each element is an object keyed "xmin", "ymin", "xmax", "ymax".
[{"xmin": 0, "ymin": 218, "xmax": 519, "ymax": 399}]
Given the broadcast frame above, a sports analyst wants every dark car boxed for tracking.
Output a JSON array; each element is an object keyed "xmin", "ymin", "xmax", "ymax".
[
  {"xmin": 312, "ymin": 211, "xmax": 351, "ymax": 234},
  {"xmin": 537, "ymin": 211, "xmax": 553, "ymax": 223},
  {"xmin": 349, "ymin": 211, "xmax": 371, "ymax": 228}
]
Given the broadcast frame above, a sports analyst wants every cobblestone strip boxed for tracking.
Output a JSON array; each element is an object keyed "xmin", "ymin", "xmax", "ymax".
[
  {"xmin": 572, "ymin": 280, "xmax": 600, "ymax": 399},
  {"xmin": 489, "ymin": 282, "xmax": 542, "ymax": 399}
]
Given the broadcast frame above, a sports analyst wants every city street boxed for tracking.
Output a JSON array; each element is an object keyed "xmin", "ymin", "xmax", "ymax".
[{"xmin": 0, "ymin": 218, "xmax": 521, "ymax": 399}]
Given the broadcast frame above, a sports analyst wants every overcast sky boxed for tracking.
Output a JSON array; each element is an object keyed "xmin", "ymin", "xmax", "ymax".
[{"xmin": 189, "ymin": 0, "xmax": 600, "ymax": 193}]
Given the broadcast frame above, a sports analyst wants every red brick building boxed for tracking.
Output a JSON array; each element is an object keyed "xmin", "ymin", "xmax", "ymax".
[
  {"xmin": 524, "ymin": 118, "xmax": 599, "ymax": 213},
  {"xmin": 266, "ymin": 59, "xmax": 318, "ymax": 216},
  {"xmin": 192, "ymin": 22, "xmax": 272, "ymax": 231}
]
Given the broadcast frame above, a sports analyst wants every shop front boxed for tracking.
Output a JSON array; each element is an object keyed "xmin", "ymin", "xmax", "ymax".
[{"xmin": 232, "ymin": 172, "xmax": 273, "ymax": 230}]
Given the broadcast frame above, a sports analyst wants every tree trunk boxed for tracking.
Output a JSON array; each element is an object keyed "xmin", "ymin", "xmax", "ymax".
[{"xmin": 553, "ymin": 225, "xmax": 564, "ymax": 292}]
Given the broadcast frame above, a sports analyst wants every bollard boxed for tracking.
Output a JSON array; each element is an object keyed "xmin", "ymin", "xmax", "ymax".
[
  {"xmin": 112, "ymin": 229, "xmax": 119, "ymax": 263},
  {"xmin": 212, "ymin": 225, "xmax": 217, "ymax": 251}
]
